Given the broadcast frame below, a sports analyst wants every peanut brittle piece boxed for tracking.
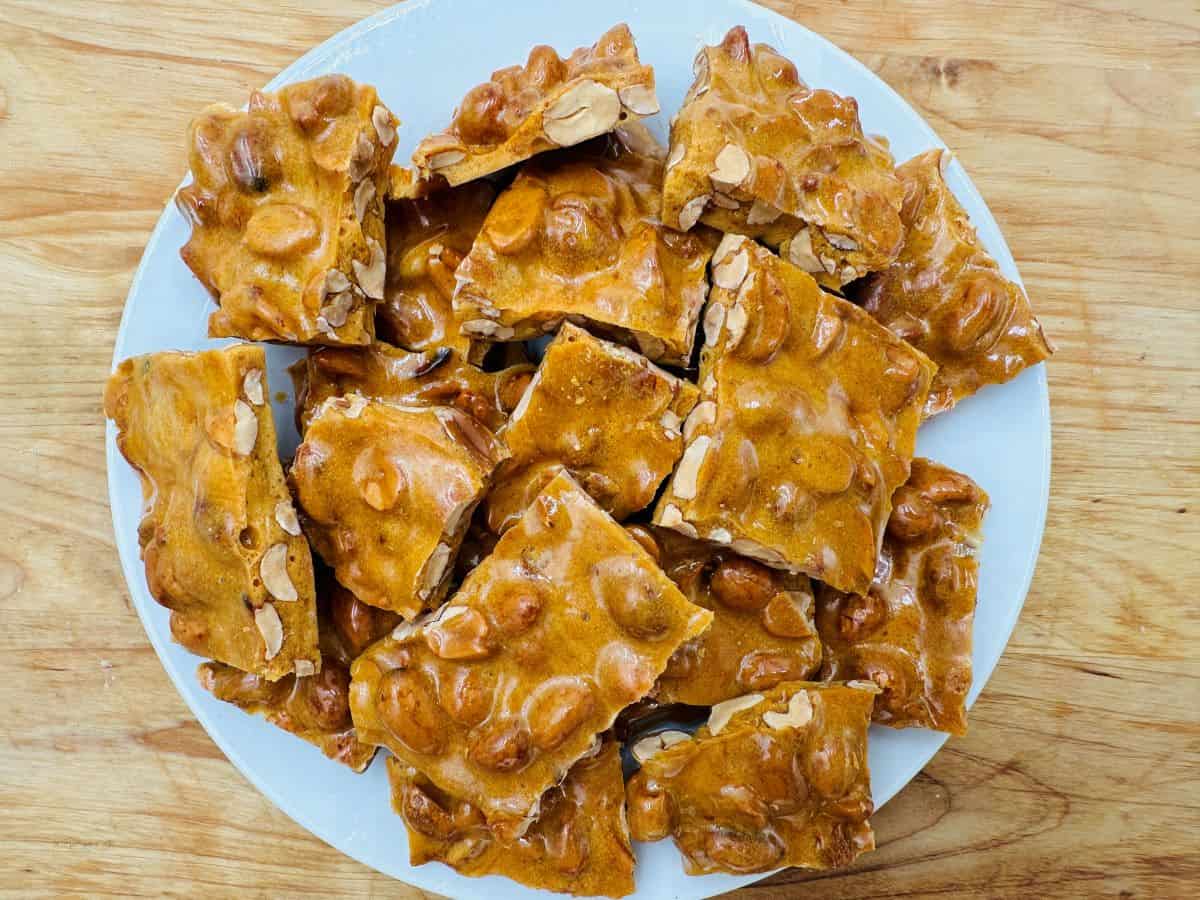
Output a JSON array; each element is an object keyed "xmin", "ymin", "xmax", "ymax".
[
  {"xmin": 653, "ymin": 235, "xmax": 935, "ymax": 595},
  {"xmin": 349, "ymin": 472, "xmax": 712, "ymax": 833},
  {"xmin": 380, "ymin": 181, "xmax": 496, "ymax": 356},
  {"xmin": 486, "ymin": 324, "xmax": 700, "ymax": 532},
  {"xmin": 197, "ymin": 574, "xmax": 401, "ymax": 771},
  {"xmin": 290, "ymin": 397, "xmax": 508, "ymax": 618},
  {"xmin": 388, "ymin": 738, "xmax": 635, "ymax": 897},
  {"xmin": 855, "ymin": 150, "xmax": 1053, "ymax": 416},
  {"xmin": 412, "ymin": 24, "xmax": 658, "ymax": 186},
  {"xmin": 291, "ymin": 341, "xmax": 534, "ymax": 433},
  {"xmin": 626, "ymin": 681, "xmax": 877, "ymax": 875},
  {"xmin": 663, "ymin": 27, "xmax": 904, "ymax": 286},
  {"xmin": 177, "ymin": 75, "xmax": 398, "ymax": 345},
  {"xmin": 817, "ymin": 458, "xmax": 988, "ymax": 735},
  {"xmin": 104, "ymin": 345, "xmax": 319, "ymax": 680},
  {"xmin": 628, "ymin": 526, "xmax": 821, "ymax": 706},
  {"xmin": 454, "ymin": 128, "xmax": 719, "ymax": 365}
]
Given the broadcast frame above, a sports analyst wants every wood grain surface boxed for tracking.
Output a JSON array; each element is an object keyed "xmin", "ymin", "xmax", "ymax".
[{"xmin": 1, "ymin": 1, "xmax": 1197, "ymax": 897}]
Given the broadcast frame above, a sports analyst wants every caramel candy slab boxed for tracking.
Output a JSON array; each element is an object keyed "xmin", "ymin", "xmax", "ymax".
[
  {"xmin": 380, "ymin": 181, "xmax": 496, "ymax": 356},
  {"xmin": 412, "ymin": 24, "xmax": 658, "ymax": 185},
  {"xmin": 626, "ymin": 681, "xmax": 877, "ymax": 875},
  {"xmin": 349, "ymin": 472, "xmax": 712, "ymax": 831},
  {"xmin": 104, "ymin": 345, "xmax": 319, "ymax": 680},
  {"xmin": 663, "ymin": 27, "xmax": 904, "ymax": 286},
  {"xmin": 291, "ymin": 340, "xmax": 534, "ymax": 433},
  {"xmin": 817, "ymin": 458, "xmax": 989, "ymax": 735},
  {"xmin": 388, "ymin": 739, "xmax": 635, "ymax": 897},
  {"xmin": 855, "ymin": 149, "xmax": 1053, "ymax": 416},
  {"xmin": 653, "ymin": 235, "xmax": 935, "ymax": 595},
  {"xmin": 290, "ymin": 396, "xmax": 508, "ymax": 618},
  {"xmin": 197, "ymin": 575, "xmax": 400, "ymax": 771},
  {"xmin": 177, "ymin": 75, "xmax": 398, "ymax": 345},
  {"xmin": 633, "ymin": 526, "xmax": 821, "ymax": 706},
  {"xmin": 454, "ymin": 128, "xmax": 719, "ymax": 365},
  {"xmin": 486, "ymin": 323, "xmax": 700, "ymax": 532}
]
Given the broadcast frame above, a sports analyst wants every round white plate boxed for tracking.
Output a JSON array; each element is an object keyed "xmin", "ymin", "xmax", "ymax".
[{"xmin": 106, "ymin": 0, "xmax": 1050, "ymax": 897}]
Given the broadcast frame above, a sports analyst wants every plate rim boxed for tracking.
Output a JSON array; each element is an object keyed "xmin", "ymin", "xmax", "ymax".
[{"xmin": 105, "ymin": 0, "xmax": 1051, "ymax": 896}]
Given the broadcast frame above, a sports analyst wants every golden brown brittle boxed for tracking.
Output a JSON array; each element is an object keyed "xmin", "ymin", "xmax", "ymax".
[
  {"xmin": 104, "ymin": 345, "xmax": 319, "ymax": 680},
  {"xmin": 817, "ymin": 458, "xmax": 988, "ymax": 735},
  {"xmin": 855, "ymin": 150, "xmax": 1053, "ymax": 415},
  {"xmin": 626, "ymin": 681, "xmax": 876, "ymax": 875},
  {"xmin": 197, "ymin": 574, "xmax": 400, "ymax": 772},
  {"xmin": 412, "ymin": 24, "xmax": 657, "ymax": 185},
  {"xmin": 663, "ymin": 27, "xmax": 904, "ymax": 286},
  {"xmin": 454, "ymin": 128, "xmax": 719, "ymax": 364},
  {"xmin": 486, "ymin": 324, "xmax": 700, "ymax": 532},
  {"xmin": 290, "ymin": 341, "xmax": 534, "ymax": 434},
  {"xmin": 631, "ymin": 526, "xmax": 821, "ymax": 706},
  {"xmin": 177, "ymin": 76, "xmax": 398, "ymax": 345},
  {"xmin": 349, "ymin": 472, "xmax": 712, "ymax": 833},
  {"xmin": 379, "ymin": 181, "xmax": 496, "ymax": 357},
  {"xmin": 653, "ymin": 235, "xmax": 935, "ymax": 594},
  {"xmin": 290, "ymin": 396, "xmax": 508, "ymax": 618},
  {"xmin": 388, "ymin": 739, "xmax": 634, "ymax": 897}
]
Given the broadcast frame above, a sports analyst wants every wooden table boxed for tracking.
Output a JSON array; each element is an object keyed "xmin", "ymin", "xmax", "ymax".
[{"xmin": 2, "ymin": 1, "xmax": 1196, "ymax": 896}]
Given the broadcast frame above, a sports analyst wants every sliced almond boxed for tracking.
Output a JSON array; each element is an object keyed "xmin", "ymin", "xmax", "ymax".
[
  {"xmin": 847, "ymin": 679, "xmax": 884, "ymax": 694},
  {"xmin": 673, "ymin": 435, "xmax": 711, "ymax": 501},
  {"xmin": 462, "ymin": 319, "xmax": 515, "ymax": 339},
  {"xmin": 242, "ymin": 369, "xmax": 264, "ymax": 406},
  {"xmin": 677, "ymin": 194, "xmax": 709, "ymax": 231},
  {"xmin": 725, "ymin": 302, "xmax": 749, "ymax": 349},
  {"xmin": 419, "ymin": 543, "xmax": 452, "ymax": 598},
  {"xmin": 617, "ymin": 84, "xmax": 660, "ymax": 116},
  {"xmin": 348, "ymin": 130, "xmax": 375, "ymax": 183},
  {"xmin": 543, "ymin": 80, "xmax": 621, "ymax": 146},
  {"xmin": 274, "ymin": 501, "xmax": 301, "ymax": 537},
  {"xmin": 683, "ymin": 399, "xmax": 716, "ymax": 443},
  {"xmin": 747, "ymin": 199, "xmax": 781, "ymax": 225},
  {"xmin": 701, "ymin": 373, "xmax": 717, "ymax": 396},
  {"xmin": 429, "ymin": 148, "xmax": 467, "ymax": 169},
  {"xmin": 232, "ymin": 400, "xmax": 257, "ymax": 456},
  {"xmin": 826, "ymin": 232, "xmax": 859, "ymax": 251},
  {"xmin": 340, "ymin": 393, "xmax": 368, "ymax": 419},
  {"xmin": 352, "ymin": 238, "xmax": 385, "ymax": 300},
  {"xmin": 665, "ymin": 141, "xmax": 685, "ymax": 172},
  {"xmin": 260, "ymin": 543, "xmax": 298, "ymax": 602},
  {"xmin": 630, "ymin": 730, "xmax": 691, "ymax": 764},
  {"xmin": 660, "ymin": 409, "xmax": 683, "ymax": 432},
  {"xmin": 786, "ymin": 228, "xmax": 823, "ymax": 273},
  {"xmin": 712, "ymin": 248, "xmax": 750, "ymax": 291},
  {"xmin": 707, "ymin": 693, "xmax": 764, "ymax": 736},
  {"xmin": 372, "ymin": 104, "xmax": 396, "ymax": 145},
  {"xmin": 294, "ymin": 659, "xmax": 316, "ymax": 677},
  {"xmin": 710, "ymin": 143, "xmax": 751, "ymax": 191},
  {"xmin": 353, "ymin": 177, "xmax": 376, "ymax": 223},
  {"xmin": 762, "ymin": 690, "xmax": 813, "ymax": 730},
  {"xmin": 254, "ymin": 603, "xmax": 284, "ymax": 660},
  {"xmin": 321, "ymin": 290, "xmax": 355, "ymax": 328},
  {"xmin": 324, "ymin": 268, "xmax": 351, "ymax": 295},
  {"xmin": 710, "ymin": 191, "xmax": 740, "ymax": 210},
  {"xmin": 659, "ymin": 504, "xmax": 685, "ymax": 529}
]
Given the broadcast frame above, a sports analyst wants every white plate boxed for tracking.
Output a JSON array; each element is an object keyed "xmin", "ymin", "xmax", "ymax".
[{"xmin": 105, "ymin": 0, "xmax": 1051, "ymax": 897}]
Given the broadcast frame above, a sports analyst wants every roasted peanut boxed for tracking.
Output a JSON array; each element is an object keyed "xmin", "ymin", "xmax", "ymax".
[
  {"xmin": 736, "ymin": 650, "xmax": 810, "ymax": 691},
  {"xmin": 438, "ymin": 664, "xmax": 495, "ymax": 727},
  {"xmin": 291, "ymin": 664, "xmax": 352, "ymax": 732},
  {"xmin": 887, "ymin": 489, "xmax": 939, "ymax": 541},
  {"xmin": 835, "ymin": 590, "xmax": 888, "ymax": 641},
  {"xmin": 546, "ymin": 818, "xmax": 590, "ymax": 875},
  {"xmin": 762, "ymin": 590, "xmax": 817, "ymax": 639},
  {"xmin": 524, "ymin": 44, "xmax": 567, "ymax": 90},
  {"xmin": 806, "ymin": 730, "xmax": 859, "ymax": 799},
  {"xmin": 626, "ymin": 778, "xmax": 674, "ymax": 841},
  {"xmin": 351, "ymin": 444, "xmax": 406, "ymax": 512},
  {"xmin": 425, "ymin": 606, "xmax": 494, "ymax": 661},
  {"xmin": 488, "ymin": 589, "xmax": 543, "ymax": 635},
  {"xmin": 710, "ymin": 557, "xmax": 776, "ymax": 612},
  {"xmin": 485, "ymin": 180, "xmax": 544, "ymax": 255},
  {"xmin": 595, "ymin": 641, "xmax": 654, "ymax": 704},
  {"xmin": 401, "ymin": 781, "xmax": 456, "ymax": 839},
  {"xmin": 228, "ymin": 117, "xmax": 281, "ymax": 193},
  {"xmin": 703, "ymin": 827, "xmax": 784, "ymax": 872},
  {"xmin": 592, "ymin": 556, "xmax": 673, "ymax": 641},
  {"xmin": 527, "ymin": 678, "xmax": 596, "ymax": 751},
  {"xmin": 468, "ymin": 719, "xmax": 533, "ymax": 772},
  {"xmin": 378, "ymin": 669, "xmax": 447, "ymax": 755},
  {"xmin": 946, "ymin": 274, "xmax": 1010, "ymax": 354},
  {"xmin": 454, "ymin": 81, "xmax": 511, "ymax": 144}
]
